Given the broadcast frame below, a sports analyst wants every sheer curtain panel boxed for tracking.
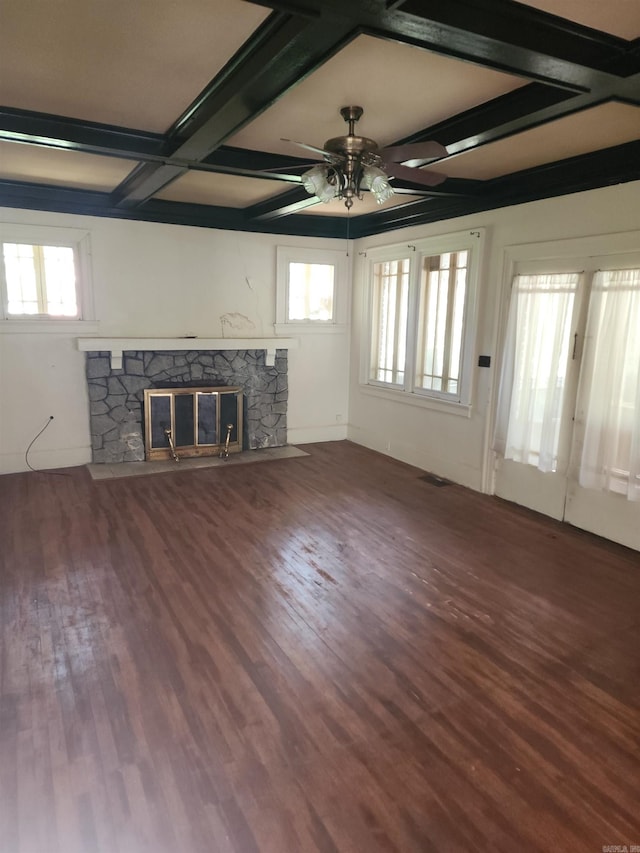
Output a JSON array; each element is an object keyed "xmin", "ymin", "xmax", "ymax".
[
  {"xmin": 578, "ymin": 269, "xmax": 640, "ymax": 501},
  {"xmin": 493, "ymin": 273, "xmax": 578, "ymax": 472}
]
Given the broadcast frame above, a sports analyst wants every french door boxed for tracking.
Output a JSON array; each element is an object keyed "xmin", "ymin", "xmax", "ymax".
[{"xmin": 493, "ymin": 251, "xmax": 640, "ymax": 552}]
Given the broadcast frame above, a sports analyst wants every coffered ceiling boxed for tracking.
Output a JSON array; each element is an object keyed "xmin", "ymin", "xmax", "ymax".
[{"xmin": 0, "ymin": 0, "xmax": 639, "ymax": 238}]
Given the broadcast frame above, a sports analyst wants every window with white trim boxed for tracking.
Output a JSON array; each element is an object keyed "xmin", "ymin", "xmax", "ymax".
[
  {"xmin": 276, "ymin": 246, "xmax": 348, "ymax": 334},
  {"xmin": 364, "ymin": 230, "xmax": 482, "ymax": 409},
  {"xmin": 3, "ymin": 243, "xmax": 78, "ymax": 316},
  {"xmin": 0, "ymin": 224, "xmax": 93, "ymax": 325}
]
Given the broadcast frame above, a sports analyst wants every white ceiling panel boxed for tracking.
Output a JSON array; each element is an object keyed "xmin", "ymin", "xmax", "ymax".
[
  {"xmin": 228, "ymin": 34, "xmax": 526, "ymax": 157},
  {"xmin": 0, "ymin": 0, "xmax": 269, "ymax": 133},
  {"xmin": 443, "ymin": 103, "xmax": 640, "ymax": 180},
  {"xmin": 0, "ymin": 143, "xmax": 136, "ymax": 190},
  {"xmin": 156, "ymin": 171, "xmax": 290, "ymax": 208}
]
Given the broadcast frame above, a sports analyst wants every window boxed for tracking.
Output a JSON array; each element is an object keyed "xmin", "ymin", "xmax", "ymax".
[
  {"xmin": 3, "ymin": 243, "xmax": 78, "ymax": 317},
  {"xmin": 364, "ymin": 230, "xmax": 482, "ymax": 410},
  {"xmin": 276, "ymin": 246, "xmax": 348, "ymax": 333},
  {"xmin": 0, "ymin": 224, "xmax": 93, "ymax": 327}
]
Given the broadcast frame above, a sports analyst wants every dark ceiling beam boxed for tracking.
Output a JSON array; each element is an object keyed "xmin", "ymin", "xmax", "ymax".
[
  {"xmin": 394, "ymin": 68, "xmax": 640, "ymax": 161},
  {"xmin": 1, "ymin": 138, "xmax": 638, "ymax": 239},
  {"xmin": 488, "ymin": 138, "xmax": 640, "ymax": 204},
  {"xmin": 204, "ymin": 145, "xmax": 316, "ymax": 173},
  {"xmin": 109, "ymin": 0, "xmax": 634, "ymax": 209},
  {"xmin": 0, "ymin": 107, "xmax": 166, "ymax": 157},
  {"xmin": 111, "ymin": 9, "xmax": 357, "ymax": 208},
  {"xmin": 3, "ymin": 0, "xmax": 638, "ymax": 237},
  {"xmin": 0, "ymin": 179, "xmax": 347, "ymax": 238},
  {"xmin": 394, "ymin": 84, "xmax": 572, "ymax": 150},
  {"xmin": 0, "ymin": 110, "xmax": 307, "ymax": 184},
  {"xmin": 353, "ymin": 139, "xmax": 640, "ymax": 237},
  {"xmin": 245, "ymin": 0, "xmax": 624, "ymax": 89},
  {"xmin": 244, "ymin": 187, "xmax": 320, "ymax": 220},
  {"xmin": 396, "ymin": 0, "xmax": 627, "ymax": 73}
]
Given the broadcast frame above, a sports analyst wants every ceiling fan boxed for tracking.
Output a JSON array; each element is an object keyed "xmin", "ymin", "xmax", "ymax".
[{"xmin": 282, "ymin": 106, "xmax": 448, "ymax": 210}]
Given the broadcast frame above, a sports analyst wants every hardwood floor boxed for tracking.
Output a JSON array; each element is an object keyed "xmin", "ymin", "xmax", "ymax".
[{"xmin": 1, "ymin": 440, "xmax": 639, "ymax": 853}]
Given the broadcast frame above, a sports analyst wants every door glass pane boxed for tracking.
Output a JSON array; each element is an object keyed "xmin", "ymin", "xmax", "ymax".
[
  {"xmin": 579, "ymin": 268, "xmax": 640, "ymax": 499},
  {"xmin": 495, "ymin": 273, "xmax": 578, "ymax": 472}
]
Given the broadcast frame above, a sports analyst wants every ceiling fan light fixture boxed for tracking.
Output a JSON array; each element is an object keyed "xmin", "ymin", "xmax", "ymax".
[
  {"xmin": 362, "ymin": 165, "xmax": 394, "ymax": 205},
  {"xmin": 301, "ymin": 164, "xmax": 336, "ymax": 203},
  {"xmin": 291, "ymin": 107, "xmax": 447, "ymax": 210}
]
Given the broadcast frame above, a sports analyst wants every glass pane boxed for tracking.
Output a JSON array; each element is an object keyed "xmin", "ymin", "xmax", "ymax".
[
  {"xmin": 43, "ymin": 246, "xmax": 77, "ymax": 316},
  {"xmin": 174, "ymin": 394, "xmax": 195, "ymax": 446},
  {"xmin": 3, "ymin": 243, "xmax": 39, "ymax": 314},
  {"xmin": 220, "ymin": 392, "xmax": 239, "ymax": 443},
  {"xmin": 150, "ymin": 396, "xmax": 171, "ymax": 448},
  {"xmin": 370, "ymin": 258, "xmax": 410, "ymax": 385},
  {"xmin": 579, "ymin": 268, "xmax": 640, "ymax": 495},
  {"xmin": 288, "ymin": 262, "xmax": 334, "ymax": 321},
  {"xmin": 415, "ymin": 251, "xmax": 468, "ymax": 395},
  {"xmin": 197, "ymin": 393, "xmax": 217, "ymax": 445},
  {"xmin": 504, "ymin": 273, "xmax": 578, "ymax": 471}
]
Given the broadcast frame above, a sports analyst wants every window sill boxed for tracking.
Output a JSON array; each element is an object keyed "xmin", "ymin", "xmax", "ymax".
[
  {"xmin": 359, "ymin": 382, "xmax": 472, "ymax": 418},
  {"xmin": 0, "ymin": 319, "xmax": 99, "ymax": 334},
  {"xmin": 274, "ymin": 322, "xmax": 348, "ymax": 335}
]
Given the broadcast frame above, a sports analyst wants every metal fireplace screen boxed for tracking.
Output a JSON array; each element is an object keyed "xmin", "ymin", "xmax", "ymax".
[{"xmin": 143, "ymin": 387, "xmax": 242, "ymax": 461}]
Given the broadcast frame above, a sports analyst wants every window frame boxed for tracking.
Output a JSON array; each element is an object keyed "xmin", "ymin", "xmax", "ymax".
[
  {"xmin": 361, "ymin": 229, "xmax": 484, "ymax": 415},
  {"xmin": 0, "ymin": 223, "xmax": 96, "ymax": 332},
  {"xmin": 275, "ymin": 246, "xmax": 349, "ymax": 334}
]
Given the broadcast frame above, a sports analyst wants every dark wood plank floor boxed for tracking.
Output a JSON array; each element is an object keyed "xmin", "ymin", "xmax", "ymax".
[{"xmin": 1, "ymin": 440, "xmax": 639, "ymax": 853}]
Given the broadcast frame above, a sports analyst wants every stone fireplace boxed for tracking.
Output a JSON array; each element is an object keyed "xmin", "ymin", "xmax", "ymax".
[{"xmin": 83, "ymin": 344, "xmax": 291, "ymax": 464}]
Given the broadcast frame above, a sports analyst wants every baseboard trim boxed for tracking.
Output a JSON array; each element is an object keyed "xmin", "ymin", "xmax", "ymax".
[{"xmin": 288, "ymin": 424, "xmax": 348, "ymax": 444}]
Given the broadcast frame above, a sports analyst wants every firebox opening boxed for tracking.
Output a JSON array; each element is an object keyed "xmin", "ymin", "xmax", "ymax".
[{"xmin": 144, "ymin": 386, "xmax": 242, "ymax": 461}]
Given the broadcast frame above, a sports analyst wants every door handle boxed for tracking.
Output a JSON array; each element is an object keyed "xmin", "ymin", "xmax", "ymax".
[{"xmin": 572, "ymin": 332, "xmax": 578, "ymax": 360}]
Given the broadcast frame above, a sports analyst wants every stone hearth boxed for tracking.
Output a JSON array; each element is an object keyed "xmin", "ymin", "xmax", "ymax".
[{"xmin": 86, "ymin": 349, "xmax": 287, "ymax": 463}]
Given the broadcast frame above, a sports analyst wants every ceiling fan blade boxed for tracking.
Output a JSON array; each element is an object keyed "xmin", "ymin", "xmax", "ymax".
[
  {"xmin": 382, "ymin": 141, "xmax": 448, "ymax": 163},
  {"xmin": 385, "ymin": 162, "xmax": 448, "ymax": 187},
  {"xmin": 281, "ymin": 138, "xmax": 343, "ymax": 161}
]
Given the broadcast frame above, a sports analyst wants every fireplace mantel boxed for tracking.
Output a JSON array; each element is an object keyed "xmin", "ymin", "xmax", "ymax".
[{"xmin": 77, "ymin": 337, "xmax": 298, "ymax": 369}]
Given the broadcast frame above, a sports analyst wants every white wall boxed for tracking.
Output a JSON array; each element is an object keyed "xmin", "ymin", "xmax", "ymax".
[
  {"xmin": 4, "ymin": 182, "xmax": 640, "ymax": 479},
  {"xmin": 0, "ymin": 208, "xmax": 350, "ymax": 473},
  {"xmin": 349, "ymin": 181, "xmax": 640, "ymax": 492}
]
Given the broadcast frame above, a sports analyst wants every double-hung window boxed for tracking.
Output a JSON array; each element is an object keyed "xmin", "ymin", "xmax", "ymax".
[
  {"xmin": 364, "ymin": 230, "xmax": 482, "ymax": 410},
  {"xmin": 0, "ymin": 224, "xmax": 93, "ymax": 326}
]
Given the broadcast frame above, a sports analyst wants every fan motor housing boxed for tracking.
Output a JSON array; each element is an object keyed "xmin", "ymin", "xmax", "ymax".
[{"xmin": 324, "ymin": 135, "xmax": 382, "ymax": 165}]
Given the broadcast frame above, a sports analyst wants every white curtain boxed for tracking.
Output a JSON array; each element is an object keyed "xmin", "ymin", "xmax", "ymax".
[
  {"xmin": 578, "ymin": 269, "xmax": 640, "ymax": 501},
  {"xmin": 493, "ymin": 273, "xmax": 578, "ymax": 473}
]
